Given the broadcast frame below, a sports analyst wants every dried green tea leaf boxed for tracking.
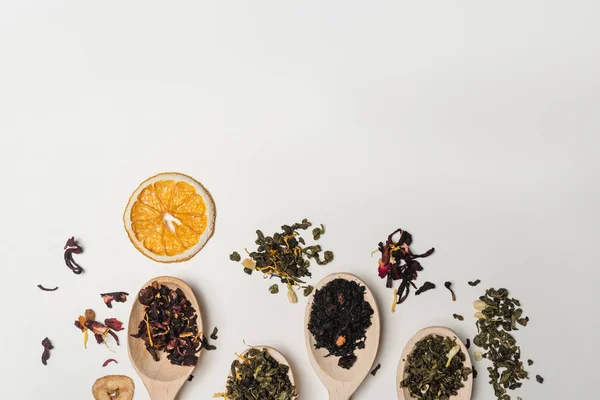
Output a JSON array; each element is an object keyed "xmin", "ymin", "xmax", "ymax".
[
  {"xmin": 210, "ymin": 327, "xmax": 219, "ymax": 340},
  {"xmin": 468, "ymin": 279, "xmax": 481, "ymax": 286},
  {"xmin": 453, "ymin": 313, "xmax": 464, "ymax": 321},
  {"xmin": 229, "ymin": 251, "xmax": 241, "ymax": 262},
  {"xmin": 312, "ymin": 224, "xmax": 325, "ymax": 240},
  {"xmin": 303, "ymin": 285, "xmax": 314, "ymax": 297},
  {"xmin": 536, "ymin": 375, "xmax": 544, "ymax": 384},
  {"xmin": 269, "ymin": 284, "xmax": 279, "ymax": 294},
  {"xmin": 528, "ymin": 359, "xmax": 533, "ymax": 366}
]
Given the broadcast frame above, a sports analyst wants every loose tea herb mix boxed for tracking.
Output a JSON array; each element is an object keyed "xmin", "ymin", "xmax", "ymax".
[
  {"xmin": 231, "ymin": 219, "xmax": 333, "ymax": 302},
  {"xmin": 307, "ymin": 278, "xmax": 374, "ymax": 369},
  {"xmin": 400, "ymin": 334, "xmax": 472, "ymax": 400},
  {"xmin": 215, "ymin": 347, "xmax": 297, "ymax": 400},
  {"xmin": 74, "ymin": 309, "xmax": 122, "ymax": 349},
  {"xmin": 131, "ymin": 281, "xmax": 202, "ymax": 366},
  {"xmin": 375, "ymin": 228, "xmax": 435, "ymax": 308},
  {"xmin": 473, "ymin": 288, "xmax": 533, "ymax": 399}
]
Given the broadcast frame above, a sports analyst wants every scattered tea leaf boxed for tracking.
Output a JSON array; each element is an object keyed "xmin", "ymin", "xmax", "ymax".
[
  {"xmin": 200, "ymin": 335, "xmax": 217, "ymax": 351},
  {"xmin": 371, "ymin": 363, "xmax": 381, "ymax": 376},
  {"xmin": 453, "ymin": 313, "xmax": 464, "ymax": 321},
  {"xmin": 210, "ymin": 327, "xmax": 219, "ymax": 340},
  {"xmin": 466, "ymin": 338, "xmax": 471, "ymax": 349},
  {"xmin": 445, "ymin": 281, "xmax": 456, "ymax": 301},
  {"xmin": 100, "ymin": 292, "xmax": 129, "ymax": 308},
  {"xmin": 188, "ymin": 374, "xmax": 194, "ymax": 382},
  {"xmin": 415, "ymin": 281, "xmax": 436, "ymax": 295},
  {"xmin": 536, "ymin": 375, "xmax": 544, "ymax": 384},
  {"xmin": 312, "ymin": 224, "xmax": 325, "ymax": 240},
  {"xmin": 269, "ymin": 284, "xmax": 279, "ymax": 294},
  {"xmin": 528, "ymin": 359, "xmax": 533, "ymax": 366},
  {"xmin": 468, "ymin": 279, "xmax": 481, "ymax": 287},
  {"xmin": 229, "ymin": 251, "xmax": 241, "ymax": 262},
  {"xmin": 303, "ymin": 285, "xmax": 314, "ymax": 297}
]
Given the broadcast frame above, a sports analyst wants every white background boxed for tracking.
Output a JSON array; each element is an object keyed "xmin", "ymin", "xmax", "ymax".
[{"xmin": 1, "ymin": 1, "xmax": 599, "ymax": 399}]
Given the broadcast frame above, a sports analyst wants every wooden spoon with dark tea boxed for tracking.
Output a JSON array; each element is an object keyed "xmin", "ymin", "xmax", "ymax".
[{"xmin": 305, "ymin": 272, "xmax": 381, "ymax": 400}]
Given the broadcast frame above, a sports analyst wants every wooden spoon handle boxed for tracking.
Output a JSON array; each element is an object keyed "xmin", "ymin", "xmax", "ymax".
[{"xmin": 329, "ymin": 395, "xmax": 350, "ymax": 400}]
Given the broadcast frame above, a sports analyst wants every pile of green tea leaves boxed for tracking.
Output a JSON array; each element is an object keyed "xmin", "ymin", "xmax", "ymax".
[
  {"xmin": 473, "ymin": 288, "xmax": 531, "ymax": 400},
  {"xmin": 216, "ymin": 347, "xmax": 297, "ymax": 400},
  {"xmin": 400, "ymin": 334, "xmax": 472, "ymax": 400},
  {"xmin": 230, "ymin": 219, "xmax": 333, "ymax": 302}
]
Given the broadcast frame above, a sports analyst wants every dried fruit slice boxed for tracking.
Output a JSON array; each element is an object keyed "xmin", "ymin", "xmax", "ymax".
[{"xmin": 124, "ymin": 173, "xmax": 216, "ymax": 263}]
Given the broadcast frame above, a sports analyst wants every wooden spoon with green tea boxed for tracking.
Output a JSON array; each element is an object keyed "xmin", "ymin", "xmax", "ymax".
[
  {"xmin": 218, "ymin": 346, "xmax": 297, "ymax": 399},
  {"xmin": 397, "ymin": 326, "xmax": 473, "ymax": 400},
  {"xmin": 304, "ymin": 272, "xmax": 381, "ymax": 400},
  {"xmin": 128, "ymin": 276, "xmax": 203, "ymax": 400}
]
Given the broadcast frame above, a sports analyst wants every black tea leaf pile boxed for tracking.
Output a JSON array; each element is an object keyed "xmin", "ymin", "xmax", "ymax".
[{"xmin": 307, "ymin": 278, "xmax": 374, "ymax": 369}]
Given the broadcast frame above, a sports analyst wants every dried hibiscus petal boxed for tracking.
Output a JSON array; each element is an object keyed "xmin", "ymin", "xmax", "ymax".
[
  {"xmin": 100, "ymin": 291, "xmax": 129, "ymax": 308},
  {"xmin": 41, "ymin": 337, "xmax": 53, "ymax": 365},
  {"xmin": 64, "ymin": 237, "xmax": 84, "ymax": 274},
  {"xmin": 102, "ymin": 358, "xmax": 118, "ymax": 367},
  {"xmin": 104, "ymin": 318, "xmax": 124, "ymax": 331}
]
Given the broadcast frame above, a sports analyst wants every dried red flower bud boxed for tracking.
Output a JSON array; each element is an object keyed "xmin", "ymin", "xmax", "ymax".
[
  {"xmin": 104, "ymin": 318, "xmax": 124, "ymax": 331},
  {"xmin": 100, "ymin": 291, "xmax": 129, "ymax": 308}
]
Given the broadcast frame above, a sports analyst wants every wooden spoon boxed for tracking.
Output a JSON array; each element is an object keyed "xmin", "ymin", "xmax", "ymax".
[
  {"xmin": 128, "ymin": 276, "xmax": 203, "ymax": 400},
  {"xmin": 223, "ymin": 346, "xmax": 296, "ymax": 396},
  {"xmin": 304, "ymin": 272, "xmax": 381, "ymax": 400},
  {"xmin": 397, "ymin": 326, "xmax": 473, "ymax": 400}
]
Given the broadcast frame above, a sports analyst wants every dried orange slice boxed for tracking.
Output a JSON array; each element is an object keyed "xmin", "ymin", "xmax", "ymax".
[{"xmin": 123, "ymin": 172, "xmax": 216, "ymax": 263}]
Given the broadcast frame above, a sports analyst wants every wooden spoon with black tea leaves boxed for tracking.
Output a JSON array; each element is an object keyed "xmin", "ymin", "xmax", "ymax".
[
  {"xmin": 397, "ymin": 326, "xmax": 473, "ymax": 400},
  {"xmin": 128, "ymin": 276, "xmax": 203, "ymax": 400},
  {"xmin": 304, "ymin": 272, "xmax": 381, "ymax": 400}
]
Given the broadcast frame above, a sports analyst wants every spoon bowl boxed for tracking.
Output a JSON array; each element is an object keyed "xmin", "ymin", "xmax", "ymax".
[
  {"xmin": 128, "ymin": 276, "xmax": 203, "ymax": 400},
  {"xmin": 397, "ymin": 326, "xmax": 473, "ymax": 400},
  {"xmin": 304, "ymin": 272, "xmax": 381, "ymax": 400},
  {"xmin": 225, "ymin": 346, "xmax": 296, "ymax": 395}
]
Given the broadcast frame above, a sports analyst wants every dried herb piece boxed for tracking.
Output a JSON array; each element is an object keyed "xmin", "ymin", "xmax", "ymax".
[
  {"xmin": 100, "ymin": 292, "xmax": 129, "ymax": 308},
  {"xmin": 74, "ymin": 309, "xmax": 120, "ymax": 349},
  {"xmin": 375, "ymin": 228, "xmax": 434, "ymax": 307},
  {"xmin": 415, "ymin": 281, "xmax": 435, "ymax": 295},
  {"xmin": 102, "ymin": 358, "xmax": 118, "ymax": 367},
  {"xmin": 37, "ymin": 284, "xmax": 59, "ymax": 291},
  {"xmin": 312, "ymin": 224, "xmax": 325, "ymax": 240},
  {"xmin": 41, "ymin": 337, "xmax": 53, "ymax": 365},
  {"xmin": 400, "ymin": 334, "xmax": 472, "ymax": 400},
  {"xmin": 200, "ymin": 335, "xmax": 217, "ymax": 351},
  {"xmin": 104, "ymin": 318, "xmax": 124, "ymax": 331},
  {"xmin": 468, "ymin": 279, "xmax": 481, "ymax": 287},
  {"xmin": 64, "ymin": 237, "xmax": 84, "ymax": 274},
  {"xmin": 528, "ymin": 359, "xmax": 533, "ymax": 366},
  {"xmin": 473, "ymin": 288, "xmax": 532, "ymax": 399},
  {"xmin": 308, "ymin": 278, "xmax": 374, "ymax": 369},
  {"xmin": 210, "ymin": 327, "xmax": 219, "ymax": 340},
  {"xmin": 536, "ymin": 375, "xmax": 544, "ymax": 384},
  {"xmin": 303, "ymin": 285, "xmax": 314, "ymax": 297},
  {"xmin": 371, "ymin": 363, "xmax": 381, "ymax": 376},
  {"xmin": 269, "ymin": 284, "xmax": 279, "ymax": 294},
  {"xmin": 466, "ymin": 338, "xmax": 471, "ymax": 349},
  {"xmin": 188, "ymin": 374, "xmax": 194, "ymax": 382},
  {"xmin": 216, "ymin": 347, "xmax": 297, "ymax": 400},
  {"xmin": 445, "ymin": 281, "xmax": 456, "ymax": 301},
  {"xmin": 453, "ymin": 313, "xmax": 464, "ymax": 321},
  {"xmin": 131, "ymin": 282, "xmax": 201, "ymax": 366},
  {"xmin": 230, "ymin": 251, "xmax": 241, "ymax": 262},
  {"xmin": 473, "ymin": 367, "xmax": 478, "ymax": 379},
  {"xmin": 231, "ymin": 219, "xmax": 333, "ymax": 303}
]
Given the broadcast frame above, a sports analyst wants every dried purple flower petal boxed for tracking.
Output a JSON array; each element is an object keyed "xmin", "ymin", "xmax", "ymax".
[
  {"xmin": 37, "ymin": 285, "xmax": 58, "ymax": 291},
  {"xmin": 41, "ymin": 337, "xmax": 53, "ymax": 365},
  {"xmin": 102, "ymin": 358, "xmax": 118, "ymax": 367},
  {"xmin": 104, "ymin": 318, "xmax": 124, "ymax": 331},
  {"xmin": 100, "ymin": 291, "xmax": 129, "ymax": 308},
  {"xmin": 64, "ymin": 237, "xmax": 84, "ymax": 274}
]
